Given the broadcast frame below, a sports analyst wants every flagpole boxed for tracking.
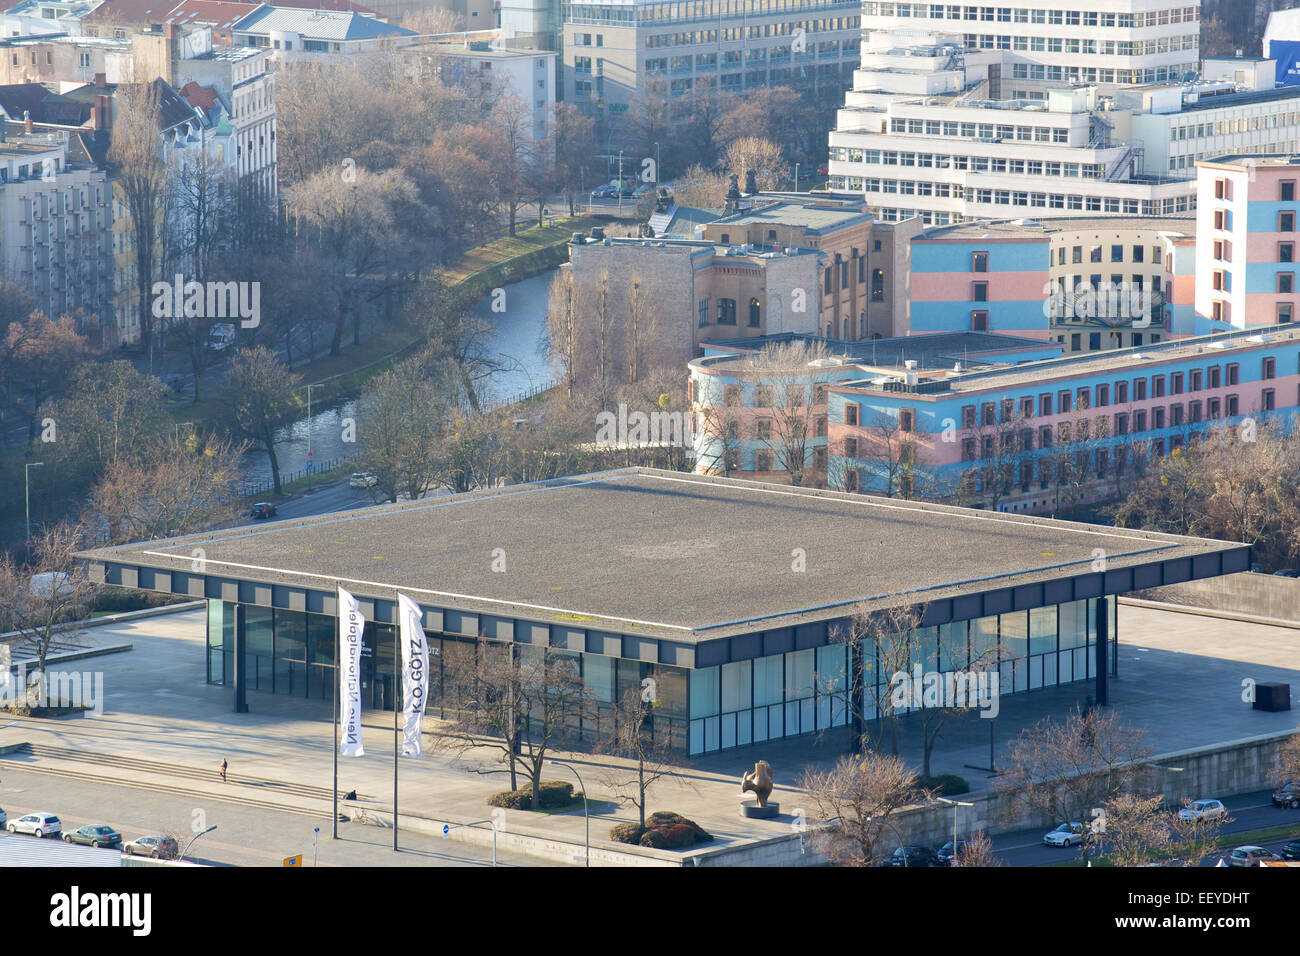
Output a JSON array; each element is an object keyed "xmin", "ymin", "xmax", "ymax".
[
  {"xmin": 333, "ymin": 592, "xmax": 340, "ymax": 840},
  {"xmin": 393, "ymin": 590, "xmax": 400, "ymax": 853}
]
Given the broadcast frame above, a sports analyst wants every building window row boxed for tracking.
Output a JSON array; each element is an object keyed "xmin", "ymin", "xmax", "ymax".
[{"xmin": 862, "ymin": 3, "xmax": 1196, "ymax": 29}]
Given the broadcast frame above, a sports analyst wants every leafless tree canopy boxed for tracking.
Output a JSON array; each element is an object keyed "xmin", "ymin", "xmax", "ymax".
[
  {"xmin": 996, "ymin": 706, "xmax": 1154, "ymax": 857},
  {"xmin": 799, "ymin": 751, "xmax": 929, "ymax": 867},
  {"xmin": 436, "ymin": 640, "xmax": 591, "ymax": 808},
  {"xmin": 0, "ymin": 524, "xmax": 95, "ymax": 683}
]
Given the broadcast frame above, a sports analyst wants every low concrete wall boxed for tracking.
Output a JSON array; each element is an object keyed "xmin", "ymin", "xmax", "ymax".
[
  {"xmin": 350, "ymin": 726, "xmax": 1296, "ymax": 865},
  {"xmin": 885, "ymin": 725, "xmax": 1298, "ymax": 847},
  {"xmin": 1131, "ymin": 572, "xmax": 1300, "ymax": 623},
  {"xmin": 352, "ymin": 805, "xmax": 828, "ymax": 867}
]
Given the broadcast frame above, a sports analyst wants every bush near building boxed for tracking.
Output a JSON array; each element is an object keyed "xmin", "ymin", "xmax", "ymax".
[
  {"xmin": 487, "ymin": 781, "xmax": 577, "ymax": 810},
  {"xmin": 610, "ymin": 811, "xmax": 713, "ymax": 849},
  {"xmin": 920, "ymin": 774, "xmax": 971, "ymax": 797}
]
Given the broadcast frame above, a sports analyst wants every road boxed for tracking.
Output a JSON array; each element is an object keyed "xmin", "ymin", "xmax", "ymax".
[
  {"xmin": 990, "ymin": 789, "xmax": 1300, "ymax": 866},
  {"xmin": 0, "ymin": 766, "xmax": 544, "ymax": 867}
]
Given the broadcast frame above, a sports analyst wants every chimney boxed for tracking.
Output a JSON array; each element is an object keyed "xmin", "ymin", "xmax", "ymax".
[
  {"xmin": 93, "ymin": 72, "xmax": 106, "ymax": 88},
  {"xmin": 99, "ymin": 94, "xmax": 112, "ymax": 130},
  {"xmin": 23, "ymin": 110, "xmax": 32, "ymax": 134}
]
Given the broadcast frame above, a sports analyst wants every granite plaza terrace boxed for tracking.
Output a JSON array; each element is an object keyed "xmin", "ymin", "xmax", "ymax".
[{"xmin": 79, "ymin": 469, "xmax": 1250, "ymax": 756}]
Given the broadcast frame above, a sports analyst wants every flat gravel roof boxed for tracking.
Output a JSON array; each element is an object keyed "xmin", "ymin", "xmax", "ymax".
[{"xmin": 82, "ymin": 469, "xmax": 1248, "ymax": 645}]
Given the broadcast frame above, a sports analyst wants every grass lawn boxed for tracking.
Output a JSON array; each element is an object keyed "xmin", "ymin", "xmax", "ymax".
[{"xmin": 438, "ymin": 214, "xmax": 609, "ymax": 285}]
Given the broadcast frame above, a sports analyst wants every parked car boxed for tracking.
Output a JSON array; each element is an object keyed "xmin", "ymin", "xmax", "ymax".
[
  {"xmin": 348, "ymin": 472, "xmax": 378, "ymax": 489},
  {"xmin": 633, "ymin": 182, "xmax": 655, "ymax": 197},
  {"xmin": 1281, "ymin": 839, "xmax": 1300, "ymax": 861},
  {"xmin": 205, "ymin": 323, "xmax": 237, "ymax": 351},
  {"xmin": 591, "ymin": 185, "xmax": 617, "ymax": 198},
  {"xmin": 1178, "ymin": 798, "xmax": 1228, "ymax": 822},
  {"xmin": 64, "ymin": 824, "xmax": 122, "ymax": 849},
  {"xmin": 0, "ymin": 807, "xmax": 6, "ymax": 827},
  {"xmin": 1227, "ymin": 845, "xmax": 1280, "ymax": 867},
  {"xmin": 936, "ymin": 839, "xmax": 969, "ymax": 865},
  {"xmin": 249, "ymin": 502, "xmax": 277, "ymax": 519},
  {"xmin": 882, "ymin": 845, "xmax": 941, "ymax": 867},
  {"xmin": 123, "ymin": 835, "xmax": 179, "ymax": 860},
  {"xmin": 1043, "ymin": 822, "xmax": 1085, "ymax": 847},
  {"xmin": 1272, "ymin": 782, "xmax": 1300, "ymax": 809},
  {"xmin": 8, "ymin": 812, "xmax": 61, "ymax": 838}
]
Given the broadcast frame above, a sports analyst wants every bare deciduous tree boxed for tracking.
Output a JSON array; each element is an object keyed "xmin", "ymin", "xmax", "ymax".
[
  {"xmin": 224, "ymin": 346, "xmax": 300, "ymax": 496},
  {"xmin": 0, "ymin": 524, "xmax": 95, "ymax": 694},
  {"xmin": 437, "ymin": 640, "xmax": 590, "ymax": 808},
  {"xmin": 742, "ymin": 339, "xmax": 829, "ymax": 486},
  {"xmin": 88, "ymin": 432, "xmax": 247, "ymax": 543},
  {"xmin": 598, "ymin": 686, "xmax": 685, "ymax": 830},
  {"xmin": 951, "ymin": 829, "xmax": 1001, "ymax": 867},
  {"xmin": 996, "ymin": 705, "xmax": 1154, "ymax": 859},
  {"xmin": 356, "ymin": 353, "xmax": 449, "ymax": 503},
  {"xmin": 798, "ymin": 751, "xmax": 928, "ymax": 867},
  {"xmin": 108, "ymin": 82, "xmax": 168, "ymax": 354}
]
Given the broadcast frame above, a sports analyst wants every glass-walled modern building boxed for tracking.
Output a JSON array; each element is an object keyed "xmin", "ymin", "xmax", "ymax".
[
  {"xmin": 87, "ymin": 470, "xmax": 1246, "ymax": 761},
  {"xmin": 206, "ymin": 594, "xmax": 1116, "ymax": 756}
]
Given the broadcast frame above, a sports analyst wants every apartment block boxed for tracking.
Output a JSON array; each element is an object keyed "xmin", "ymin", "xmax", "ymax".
[
  {"xmin": 561, "ymin": 0, "xmax": 860, "ymax": 142},
  {"xmin": 0, "ymin": 131, "xmax": 114, "ymax": 328},
  {"xmin": 1196, "ymin": 153, "xmax": 1300, "ymax": 333},
  {"xmin": 691, "ymin": 325, "xmax": 1300, "ymax": 512},
  {"xmin": 829, "ymin": 4, "xmax": 1300, "ymax": 226},
  {"xmin": 397, "ymin": 32, "xmax": 557, "ymax": 145}
]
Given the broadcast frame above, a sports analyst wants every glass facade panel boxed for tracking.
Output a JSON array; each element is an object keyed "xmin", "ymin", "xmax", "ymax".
[
  {"xmin": 754, "ymin": 655, "xmax": 783, "ymax": 706},
  {"xmin": 307, "ymin": 612, "xmax": 334, "ymax": 701},
  {"xmin": 971, "ymin": 615, "xmax": 998, "ymax": 668},
  {"xmin": 274, "ymin": 608, "xmax": 307, "ymax": 696},
  {"xmin": 785, "ymin": 648, "xmax": 814, "ymax": 700},
  {"xmin": 1029, "ymin": 606, "xmax": 1057, "ymax": 656},
  {"xmin": 938, "ymin": 620, "xmax": 968, "ymax": 671},
  {"xmin": 722, "ymin": 660, "xmax": 752, "ymax": 712},
  {"xmin": 246, "ymin": 605, "xmax": 273, "ymax": 692},
  {"xmin": 1059, "ymin": 600, "xmax": 1086, "ymax": 648},
  {"xmin": 690, "ymin": 666, "xmax": 720, "ymax": 718},
  {"xmin": 584, "ymin": 653, "xmax": 614, "ymax": 703}
]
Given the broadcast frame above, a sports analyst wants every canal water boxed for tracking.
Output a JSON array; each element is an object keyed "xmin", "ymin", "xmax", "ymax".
[{"xmin": 239, "ymin": 270, "xmax": 558, "ymax": 486}]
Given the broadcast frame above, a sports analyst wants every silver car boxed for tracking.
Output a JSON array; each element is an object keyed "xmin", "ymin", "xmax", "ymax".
[{"xmin": 8, "ymin": 812, "xmax": 61, "ymax": 838}]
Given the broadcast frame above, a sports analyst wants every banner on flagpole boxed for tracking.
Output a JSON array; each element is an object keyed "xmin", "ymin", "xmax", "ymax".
[
  {"xmin": 398, "ymin": 593, "xmax": 430, "ymax": 757},
  {"xmin": 338, "ymin": 586, "xmax": 365, "ymax": 757}
]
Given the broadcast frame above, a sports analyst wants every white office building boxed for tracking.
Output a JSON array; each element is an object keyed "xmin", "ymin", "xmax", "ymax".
[{"xmin": 828, "ymin": 2, "xmax": 1300, "ymax": 227}]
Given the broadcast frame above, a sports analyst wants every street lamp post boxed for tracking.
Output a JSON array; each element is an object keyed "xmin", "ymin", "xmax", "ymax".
[
  {"xmin": 653, "ymin": 141, "xmax": 661, "ymax": 189},
  {"xmin": 935, "ymin": 796, "xmax": 975, "ymax": 860},
  {"xmin": 617, "ymin": 149, "xmax": 624, "ymax": 211},
  {"xmin": 547, "ymin": 759, "xmax": 589, "ymax": 867},
  {"xmin": 24, "ymin": 461, "xmax": 43, "ymax": 551},
  {"xmin": 181, "ymin": 825, "xmax": 217, "ymax": 862},
  {"xmin": 795, "ymin": 163, "xmax": 800, "ymax": 193},
  {"xmin": 306, "ymin": 383, "xmax": 323, "ymax": 489}
]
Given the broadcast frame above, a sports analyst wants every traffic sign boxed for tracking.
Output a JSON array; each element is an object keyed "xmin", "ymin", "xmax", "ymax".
[
  {"xmin": 442, "ymin": 824, "xmax": 450, "ymax": 839},
  {"xmin": 284, "ymin": 855, "xmax": 303, "ymax": 867}
]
